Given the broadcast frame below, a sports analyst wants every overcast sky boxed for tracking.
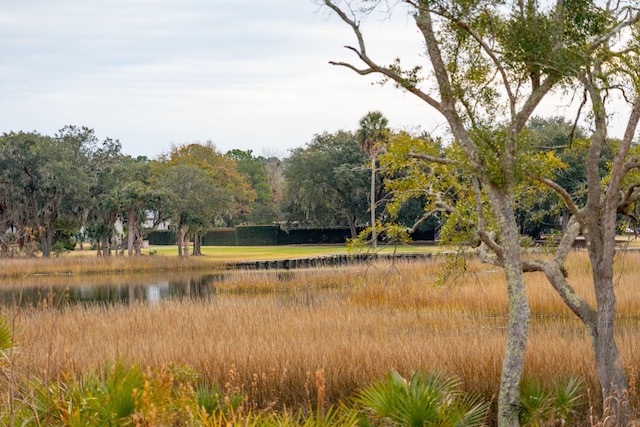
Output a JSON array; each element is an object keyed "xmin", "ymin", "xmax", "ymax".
[{"xmin": 1, "ymin": 0, "xmax": 445, "ymax": 158}]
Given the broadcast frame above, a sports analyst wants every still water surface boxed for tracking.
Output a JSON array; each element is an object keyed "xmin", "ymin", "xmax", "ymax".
[{"xmin": 0, "ymin": 271, "xmax": 227, "ymax": 307}]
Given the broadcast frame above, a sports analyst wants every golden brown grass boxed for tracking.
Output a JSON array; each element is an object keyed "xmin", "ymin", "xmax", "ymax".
[
  {"xmin": 5, "ymin": 250, "xmax": 640, "ymax": 413},
  {"xmin": 0, "ymin": 254, "xmax": 223, "ymax": 279}
]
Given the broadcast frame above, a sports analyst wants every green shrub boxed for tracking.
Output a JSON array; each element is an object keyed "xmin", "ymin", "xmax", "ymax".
[
  {"xmin": 196, "ymin": 383, "xmax": 244, "ymax": 417},
  {"xmin": 355, "ymin": 370, "xmax": 489, "ymax": 426},
  {"xmin": 519, "ymin": 377, "xmax": 584, "ymax": 426},
  {"xmin": 28, "ymin": 362, "xmax": 144, "ymax": 426}
]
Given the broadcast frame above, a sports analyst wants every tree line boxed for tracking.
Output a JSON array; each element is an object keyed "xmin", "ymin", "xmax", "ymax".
[
  {"xmin": 0, "ymin": 128, "xmax": 279, "ymax": 258},
  {"xmin": 0, "ymin": 114, "xmax": 607, "ymax": 259}
]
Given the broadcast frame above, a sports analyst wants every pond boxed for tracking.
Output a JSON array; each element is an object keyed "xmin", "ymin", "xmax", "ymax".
[
  {"xmin": 0, "ymin": 269, "xmax": 336, "ymax": 308},
  {"xmin": 0, "ymin": 271, "xmax": 225, "ymax": 308}
]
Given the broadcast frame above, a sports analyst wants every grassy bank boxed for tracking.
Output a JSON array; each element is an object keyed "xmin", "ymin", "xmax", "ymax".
[
  {"xmin": 1, "ymin": 251, "xmax": 640, "ymax": 424},
  {"xmin": 0, "ymin": 244, "xmax": 438, "ymax": 279}
]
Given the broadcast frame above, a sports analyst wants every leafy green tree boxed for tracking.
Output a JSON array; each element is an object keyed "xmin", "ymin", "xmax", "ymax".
[
  {"xmin": 322, "ymin": 0, "xmax": 638, "ymax": 424},
  {"xmin": 514, "ymin": 117, "xmax": 617, "ymax": 238},
  {"xmin": 153, "ymin": 142, "xmax": 252, "ymax": 256},
  {"xmin": 381, "ymin": 131, "xmax": 462, "ymax": 242},
  {"xmin": 281, "ymin": 131, "xmax": 369, "ymax": 238},
  {"xmin": 84, "ymin": 141, "xmax": 129, "ymax": 256},
  {"xmin": 522, "ymin": 22, "xmax": 640, "ymax": 421},
  {"xmin": 0, "ymin": 127, "xmax": 95, "ymax": 257},
  {"xmin": 226, "ymin": 149, "xmax": 279, "ymax": 224},
  {"xmin": 116, "ymin": 156, "xmax": 167, "ymax": 256},
  {"xmin": 155, "ymin": 164, "xmax": 226, "ymax": 256}
]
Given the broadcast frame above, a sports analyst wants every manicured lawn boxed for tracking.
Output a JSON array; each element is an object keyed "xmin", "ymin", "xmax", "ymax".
[{"xmin": 142, "ymin": 243, "xmax": 440, "ymax": 261}]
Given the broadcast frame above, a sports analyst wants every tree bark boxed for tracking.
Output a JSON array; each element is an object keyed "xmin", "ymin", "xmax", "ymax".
[
  {"xmin": 592, "ymin": 276, "xmax": 629, "ymax": 423},
  {"xmin": 40, "ymin": 226, "xmax": 54, "ymax": 258},
  {"xmin": 583, "ymin": 75, "xmax": 631, "ymax": 421},
  {"xmin": 177, "ymin": 228, "xmax": 184, "ymax": 257},
  {"xmin": 127, "ymin": 208, "xmax": 137, "ymax": 256},
  {"xmin": 182, "ymin": 229, "xmax": 190, "ymax": 257},
  {"xmin": 488, "ymin": 188, "xmax": 530, "ymax": 427},
  {"xmin": 370, "ymin": 156, "xmax": 377, "ymax": 248},
  {"xmin": 134, "ymin": 236, "xmax": 143, "ymax": 256},
  {"xmin": 347, "ymin": 215, "xmax": 358, "ymax": 240},
  {"xmin": 586, "ymin": 227, "xmax": 630, "ymax": 421},
  {"xmin": 101, "ymin": 234, "xmax": 111, "ymax": 257},
  {"xmin": 192, "ymin": 233, "xmax": 202, "ymax": 256}
]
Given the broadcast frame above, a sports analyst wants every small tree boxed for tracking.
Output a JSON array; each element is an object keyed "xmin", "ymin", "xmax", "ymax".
[{"xmin": 356, "ymin": 111, "xmax": 389, "ymax": 247}]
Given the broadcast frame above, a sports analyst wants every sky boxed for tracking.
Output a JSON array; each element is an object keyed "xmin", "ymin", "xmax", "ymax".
[{"xmin": 1, "ymin": 0, "xmax": 442, "ymax": 159}]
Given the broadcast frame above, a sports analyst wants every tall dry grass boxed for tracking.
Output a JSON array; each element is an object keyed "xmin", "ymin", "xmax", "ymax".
[
  {"xmin": 5, "ymin": 251, "xmax": 640, "ymax": 413},
  {"xmin": 0, "ymin": 255, "xmax": 222, "ymax": 279}
]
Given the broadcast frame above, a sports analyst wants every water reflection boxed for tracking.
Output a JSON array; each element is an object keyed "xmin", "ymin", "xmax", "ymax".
[{"xmin": 0, "ymin": 272, "xmax": 224, "ymax": 308}]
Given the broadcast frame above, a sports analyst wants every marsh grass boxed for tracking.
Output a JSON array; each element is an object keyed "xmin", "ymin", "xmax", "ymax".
[
  {"xmin": 3, "ymin": 250, "xmax": 640, "ymax": 423},
  {"xmin": 0, "ymin": 254, "xmax": 221, "ymax": 279}
]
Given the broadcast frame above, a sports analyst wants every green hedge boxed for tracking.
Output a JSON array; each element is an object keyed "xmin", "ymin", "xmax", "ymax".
[
  {"xmin": 202, "ymin": 228, "xmax": 236, "ymax": 246},
  {"xmin": 147, "ymin": 225, "xmax": 435, "ymax": 246},
  {"xmin": 277, "ymin": 227, "xmax": 354, "ymax": 245},
  {"xmin": 147, "ymin": 230, "xmax": 176, "ymax": 245},
  {"xmin": 236, "ymin": 225, "xmax": 279, "ymax": 246}
]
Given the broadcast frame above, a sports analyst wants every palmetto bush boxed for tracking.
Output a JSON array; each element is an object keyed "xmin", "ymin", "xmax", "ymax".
[
  {"xmin": 29, "ymin": 362, "xmax": 144, "ymax": 426},
  {"xmin": 519, "ymin": 376, "xmax": 584, "ymax": 426},
  {"xmin": 354, "ymin": 370, "xmax": 489, "ymax": 427}
]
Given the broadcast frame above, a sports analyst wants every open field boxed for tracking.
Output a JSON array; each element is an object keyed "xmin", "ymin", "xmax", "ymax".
[{"xmin": 2, "ymin": 250, "xmax": 640, "ymax": 424}]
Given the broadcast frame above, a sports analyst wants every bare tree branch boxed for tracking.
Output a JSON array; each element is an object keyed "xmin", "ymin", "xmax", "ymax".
[
  {"xmin": 588, "ymin": 8, "xmax": 640, "ymax": 54},
  {"xmin": 324, "ymin": 0, "xmax": 444, "ymax": 113},
  {"xmin": 407, "ymin": 152, "xmax": 459, "ymax": 165},
  {"xmin": 526, "ymin": 171, "xmax": 584, "ymax": 228},
  {"xmin": 623, "ymin": 157, "xmax": 640, "ymax": 174},
  {"xmin": 328, "ymin": 59, "xmax": 375, "ymax": 75},
  {"xmin": 554, "ymin": 217, "xmax": 582, "ymax": 264}
]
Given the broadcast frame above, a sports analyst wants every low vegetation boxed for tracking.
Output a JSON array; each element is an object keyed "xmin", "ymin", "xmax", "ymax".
[{"xmin": 0, "ymin": 250, "xmax": 639, "ymax": 425}]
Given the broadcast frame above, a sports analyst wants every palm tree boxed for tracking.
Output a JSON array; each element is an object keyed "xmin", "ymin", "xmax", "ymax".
[{"xmin": 356, "ymin": 111, "xmax": 389, "ymax": 248}]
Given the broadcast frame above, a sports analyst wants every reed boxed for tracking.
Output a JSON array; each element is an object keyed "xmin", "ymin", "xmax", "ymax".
[
  {"xmin": 0, "ymin": 254, "xmax": 223, "ymax": 279},
  {"xmin": 4, "ymin": 251, "xmax": 640, "ymax": 421}
]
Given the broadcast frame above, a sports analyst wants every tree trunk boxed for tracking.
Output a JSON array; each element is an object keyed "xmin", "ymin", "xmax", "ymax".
[
  {"xmin": 101, "ymin": 234, "xmax": 111, "ymax": 257},
  {"xmin": 127, "ymin": 208, "xmax": 137, "ymax": 256},
  {"xmin": 40, "ymin": 238, "xmax": 51, "ymax": 258},
  {"xmin": 40, "ymin": 227, "xmax": 54, "ymax": 258},
  {"xmin": 370, "ymin": 156, "xmax": 377, "ymax": 248},
  {"xmin": 582, "ymin": 77, "xmax": 631, "ymax": 421},
  {"xmin": 192, "ymin": 233, "xmax": 202, "ymax": 256},
  {"xmin": 177, "ymin": 227, "xmax": 184, "ymax": 257},
  {"xmin": 561, "ymin": 209, "xmax": 570, "ymax": 233},
  {"xmin": 134, "ymin": 236, "xmax": 143, "ymax": 256},
  {"xmin": 182, "ymin": 230, "xmax": 190, "ymax": 257},
  {"xmin": 489, "ymin": 188, "xmax": 530, "ymax": 427},
  {"xmin": 542, "ymin": 219, "xmax": 630, "ymax": 423},
  {"xmin": 590, "ymin": 261, "xmax": 630, "ymax": 422},
  {"xmin": 347, "ymin": 215, "xmax": 358, "ymax": 240}
]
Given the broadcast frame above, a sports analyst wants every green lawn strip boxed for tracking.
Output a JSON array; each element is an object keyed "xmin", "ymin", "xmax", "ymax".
[{"xmin": 144, "ymin": 244, "xmax": 438, "ymax": 261}]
